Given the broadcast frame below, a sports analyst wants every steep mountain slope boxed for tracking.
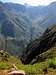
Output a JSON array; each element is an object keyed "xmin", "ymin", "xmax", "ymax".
[
  {"xmin": 0, "ymin": 2, "xmax": 33, "ymax": 55},
  {"xmin": 3, "ymin": 2, "xmax": 56, "ymax": 35},
  {"xmin": 1, "ymin": 1, "xmax": 56, "ymax": 38},
  {"xmin": 0, "ymin": 1, "xmax": 56, "ymax": 56},
  {"xmin": 25, "ymin": 2, "xmax": 56, "ymax": 30},
  {"xmin": 20, "ymin": 25, "xmax": 56, "ymax": 64}
]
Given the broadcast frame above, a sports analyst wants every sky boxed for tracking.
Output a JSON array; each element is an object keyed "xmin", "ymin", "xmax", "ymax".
[{"xmin": 0, "ymin": 0, "xmax": 56, "ymax": 6}]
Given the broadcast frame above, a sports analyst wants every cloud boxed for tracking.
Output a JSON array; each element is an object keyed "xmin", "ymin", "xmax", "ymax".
[
  {"xmin": 1, "ymin": 0, "xmax": 56, "ymax": 6},
  {"xmin": 23, "ymin": 0, "xmax": 56, "ymax": 6}
]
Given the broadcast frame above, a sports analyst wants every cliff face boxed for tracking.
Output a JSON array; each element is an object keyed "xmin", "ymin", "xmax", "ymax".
[{"xmin": 20, "ymin": 25, "xmax": 56, "ymax": 64}]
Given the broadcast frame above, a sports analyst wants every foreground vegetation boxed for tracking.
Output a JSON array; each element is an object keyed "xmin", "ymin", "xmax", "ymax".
[{"xmin": 0, "ymin": 46, "xmax": 56, "ymax": 75}]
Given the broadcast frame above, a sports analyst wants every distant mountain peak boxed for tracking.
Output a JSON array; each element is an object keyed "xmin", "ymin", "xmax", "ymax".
[{"xmin": 50, "ymin": 1, "xmax": 56, "ymax": 6}]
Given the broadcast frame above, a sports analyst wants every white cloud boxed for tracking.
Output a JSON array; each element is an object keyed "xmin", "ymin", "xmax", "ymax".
[
  {"xmin": 1, "ymin": 0, "xmax": 56, "ymax": 6},
  {"xmin": 23, "ymin": 0, "xmax": 56, "ymax": 6}
]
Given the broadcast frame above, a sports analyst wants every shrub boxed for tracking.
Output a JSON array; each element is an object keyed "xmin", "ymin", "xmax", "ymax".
[
  {"xmin": 48, "ymin": 57, "xmax": 56, "ymax": 69},
  {"xmin": 0, "ymin": 62, "xmax": 11, "ymax": 70}
]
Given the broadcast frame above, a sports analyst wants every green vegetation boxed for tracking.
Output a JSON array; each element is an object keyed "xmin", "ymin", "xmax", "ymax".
[
  {"xmin": 16, "ymin": 61, "xmax": 48, "ymax": 74},
  {"xmin": 0, "ymin": 46, "xmax": 56, "ymax": 75},
  {"xmin": 48, "ymin": 57, "xmax": 56, "ymax": 69},
  {"xmin": 0, "ymin": 62, "xmax": 11, "ymax": 70}
]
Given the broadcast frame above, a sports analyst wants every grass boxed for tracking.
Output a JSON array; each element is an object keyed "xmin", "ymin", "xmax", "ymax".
[
  {"xmin": 0, "ymin": 46, "xmax": 56, "ymax": 75},
  {"xmin": 16, "ymin": 61, "xmax": 48, "ymax": 74},
  {"xmin": 0, "ymin": 61, "xmax": 12, "ymax": 70},
  {"xmin": 0, "ymin": 50, "xmax": 48, "ymax": 74}
]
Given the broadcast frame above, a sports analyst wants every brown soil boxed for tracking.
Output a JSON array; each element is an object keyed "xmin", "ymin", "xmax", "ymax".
[{"xmin": 0, "ymin": 70, "xmax": 9, "ymax": 75}]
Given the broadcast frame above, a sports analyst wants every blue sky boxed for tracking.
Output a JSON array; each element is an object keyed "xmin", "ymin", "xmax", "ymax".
[{"xmin": 0, "ymin": 0, "xmax": 56, "ymax": 6}]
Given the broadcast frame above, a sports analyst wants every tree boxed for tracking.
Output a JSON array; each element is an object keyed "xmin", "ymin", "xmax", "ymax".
[{"xmin": 1, "ymin": 20, "xmax": 15, "ymax": 50}]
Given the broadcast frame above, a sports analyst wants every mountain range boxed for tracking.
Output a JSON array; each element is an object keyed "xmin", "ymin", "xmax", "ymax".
[{"xmin": 0, "ymin": 1, "xmax": 56, "ymax": 56}]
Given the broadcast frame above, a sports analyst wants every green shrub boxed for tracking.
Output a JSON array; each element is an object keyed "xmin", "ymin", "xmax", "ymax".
[
  {"xmin": 48, "ymin": 57, "xmax": 56, "ymax": 69},
  {"xmin": 0, "ymin": 62, "xmax": 11, "ymax": 70}
]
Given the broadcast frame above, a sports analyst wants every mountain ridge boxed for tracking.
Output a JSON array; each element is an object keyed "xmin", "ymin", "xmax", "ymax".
[
  {"xmin": 0, "ymin": 1, "xmax": 56, "ymax": 56},
  {"xmin": 20, "ymin": 25, "xmax": 56, "ymax": 64}
]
